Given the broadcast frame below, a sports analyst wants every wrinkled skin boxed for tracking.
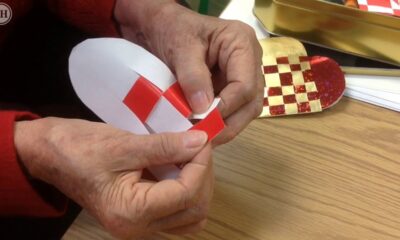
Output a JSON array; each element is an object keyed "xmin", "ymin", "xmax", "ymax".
[
  {"xmin": 115, "ymin": 0, "xmax": 264, "ymax": 145},
  {"xmin": 14, "ymin": 1, "xmax": 264, "ymax": 239},
  {"xmin": 16, "ymin": 118, "xmax": 213, "ymax": 238}
]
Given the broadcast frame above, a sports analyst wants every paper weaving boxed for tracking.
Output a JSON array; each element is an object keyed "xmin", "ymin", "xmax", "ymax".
[
  {"xmin": 357, "ymin": 0, "xmax": 400, "ymax": 17},
  {"xmin": 258, "ymin": 37, "xmax": 346, "ymax": 118},
  {"xmin": 261, "ymin": 56, "xmax": 322, "ymax": 117},
  {"xmin": 69, "ymin": 38, "xmax": 224, "ymax": 180}
]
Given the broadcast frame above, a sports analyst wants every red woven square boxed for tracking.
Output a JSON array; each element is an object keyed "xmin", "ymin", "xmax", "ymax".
[
  {"xmin": 277, "ymin": 57, "xmax": 289, "ymax": 64},
  {"xmin": 263, "ymin": 65, "xmax": 278, "ymax": 74},
  {"xmin": 290, "ymin": 64, "xmax": 301, "ymax": 71},
  {"xmin": 307, "ymin": 92, "xmax": 320, "ymax": 101},
  {"xmin": 163, "ymin": 82, "xmax": 192, "ymax": 118},
  {"xmin": 269, "ymin": 105, "xmax": 285, "ymax": 115},
  {"xmin": 280, "ymin": 73, "xmax": 293, "ymax": 86},
  {"xmin": 299, "ymin": 56, "xmax": 310, "ymax": 62},
  {"xmin": 190, "ymin": 108, "xmax": 224, "ymax": 141},
  {"xmin": 303, "ymin": 70, "xmax": 313, "ymax": 82},
  {"xmin": 283, "ymin": 94, "xmax": 296, "ymax": 104},
  {"xmin": 123, "ymin": 76, "xmax": 162, "ymax": 122},
  {"xmin": 294, "ymin": 85, "xmax": 307, "ymax": 93},
  {"xmin": 368, "ymin": 0, "xmax": 391, "ymax": 7},
  {"xmin": 268, "ymin": 87, "xmax": 283, "ymax": 96},
  {"xmin": 298, "ymin": 102, "xmax": 311, "ymax": 113}
]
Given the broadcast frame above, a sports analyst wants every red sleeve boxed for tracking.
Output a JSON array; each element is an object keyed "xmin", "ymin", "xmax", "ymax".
[
  {"xmin": 45, "ymin": 0, "xmax": 120, "ymax": 37},
  {"xmin": 0, "ymin": 111, "xmax": 68, "ymax": 217}
]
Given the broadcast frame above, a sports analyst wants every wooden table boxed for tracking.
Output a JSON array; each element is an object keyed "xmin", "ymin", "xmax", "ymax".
[{"xmin": 63, "ymin": 98, "xmax": 400, "ymax": 240}]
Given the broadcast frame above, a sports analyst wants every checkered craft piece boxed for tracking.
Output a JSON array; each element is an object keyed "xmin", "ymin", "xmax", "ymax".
[
  {"xmin": 123, "ymin": 75, "xmax": 224, "ymax": 140},
  {"xmin": 69, "ymin": 38, "xmax": 226, "ymax": 180},
  {"xmin": 357, "ymin": 0, "xmax": 400, "ymax": 17},
  {"xmin": 123, "ymin": 76, "xmax": 192, "ymax": 122},
  {"xmin": 260, "ymin": 56, "xmax": 322, "ymax": 117}
]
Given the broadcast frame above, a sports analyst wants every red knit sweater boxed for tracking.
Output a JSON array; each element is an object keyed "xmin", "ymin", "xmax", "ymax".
[{"xmin": 0, "ymin": 0, "xmax": 118, "ymax": 217}]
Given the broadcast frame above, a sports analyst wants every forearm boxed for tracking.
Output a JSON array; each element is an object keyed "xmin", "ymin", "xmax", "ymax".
[{"xmin": 0, "ymin": 111, "xmax": 67, "ymax": 217}]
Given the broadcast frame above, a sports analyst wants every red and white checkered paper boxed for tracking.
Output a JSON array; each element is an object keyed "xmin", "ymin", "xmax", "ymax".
[
  {"xmin": 357, "ymin": 0, "xmax": 400, "ymax": 17},
  {"xmin": 69, "ymin": 38, "xmax": 224, "ymax": 180},
  {"xmin": 260, "ymin": 56, "xmax": 322, "ymax": 117}
]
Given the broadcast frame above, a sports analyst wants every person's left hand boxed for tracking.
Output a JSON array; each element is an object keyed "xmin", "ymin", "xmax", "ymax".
[
  {"xmin": 15, "ymin": 117, "xmax": 214, "ymax": 238},
  {"xmin": 115, "ymin": 0, "xmax": 264, "ymax": 146}
]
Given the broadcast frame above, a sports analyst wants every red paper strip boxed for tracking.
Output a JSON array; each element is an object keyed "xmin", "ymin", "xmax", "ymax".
[
  {"xmin": 163, "ymin": 82, "xmax": 192, "ymax": 118},
  {"xmin": 124, "ymin": 76, "xmax": 224, "ymax": 142},
  {"xmin": 190, "ymin": 108, "xmax": 225, "ymax": 141},
  {"xmin": 123, "ymin": 76, "xmax": 162, "ymax": 122}
]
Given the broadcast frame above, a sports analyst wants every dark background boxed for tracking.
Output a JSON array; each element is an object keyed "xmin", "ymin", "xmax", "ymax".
[{"xmin": 0, "ymin": 5, "xmax": 88, "ymax": 240}]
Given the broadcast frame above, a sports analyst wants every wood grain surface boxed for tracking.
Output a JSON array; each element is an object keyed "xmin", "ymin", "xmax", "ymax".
[{"xmin": 63, "ymin": 97, "xmax": 400, "ymax": 240}]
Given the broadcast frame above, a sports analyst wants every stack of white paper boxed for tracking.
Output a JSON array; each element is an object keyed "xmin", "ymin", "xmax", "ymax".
[{"xmin": 344, "ymin": 74, "xmax": 400, "ymax": 111}]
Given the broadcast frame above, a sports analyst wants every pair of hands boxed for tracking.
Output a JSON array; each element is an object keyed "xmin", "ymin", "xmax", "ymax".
[{"xmin": 15, "ymin": 1, "xmax": 264, "ymax": 239}]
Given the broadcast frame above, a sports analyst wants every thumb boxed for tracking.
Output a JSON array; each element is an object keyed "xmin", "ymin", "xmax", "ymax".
[
  {"xmin": 173, "ymin": 45, "xmax": 214, "ymax": 114},
  {"xmin": 118, "ymin": 131, "xmax": 208, "ymax": 170}
]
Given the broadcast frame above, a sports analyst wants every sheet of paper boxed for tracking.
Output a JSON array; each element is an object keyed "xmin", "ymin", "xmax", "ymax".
[
  {"xmin": 345, "ymin": 74, "xmax": 400, "ymax": 94},
  {"xmin": 69, "ymin": 38, "xmax": 224, "ymax": 180},
  {"xmin": 345, "ymin": 74, "xmax": 400, "ymax": 111},
  {"xmin": 345, "ymin": 88, "xmax": 400, "ymax": 111}
]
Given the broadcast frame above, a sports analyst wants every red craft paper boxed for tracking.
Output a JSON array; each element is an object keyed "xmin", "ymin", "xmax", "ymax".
[
  {"xmin": 310, "ymin": 56, "xmax": 346, "ymax": 109},
  {"xmin": 191, "ymin": 108, "xmax": 225, "ymax": 141},
  {"xmin": 123, "ymin": 76, "xmax": 162, "ymax": 122},
  {"xmin": 124, "ymin": 75, "xmax": 224, "ymax": 142},
  {"xmin": 164, "ymin": 82, "xmax": 192, "ymax": 118}
]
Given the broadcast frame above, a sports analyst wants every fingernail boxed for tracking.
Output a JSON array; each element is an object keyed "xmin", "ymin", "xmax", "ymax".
[
  {"xmin": 184, "ymin": 131, "xmax": 208, "ymax": 148},
  {"xmin": 190, "ymin": 91, "xmax": 209, "ymax": 113}
]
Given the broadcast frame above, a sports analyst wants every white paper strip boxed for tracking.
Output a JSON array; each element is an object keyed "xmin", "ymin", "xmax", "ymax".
[{"xmin": 69, "ymin": 38, "xmax": 222, "ymax": 180}]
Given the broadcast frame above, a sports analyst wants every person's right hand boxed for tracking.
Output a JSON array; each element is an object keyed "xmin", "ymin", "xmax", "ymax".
[{"xmin": 14, "ymin": 117, "xmax": 213, "ymax": 239}]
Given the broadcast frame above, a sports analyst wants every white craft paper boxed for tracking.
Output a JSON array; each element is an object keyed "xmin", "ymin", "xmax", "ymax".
[
  {"xmin": 345, "ymin": 87, "xmax": 400, "ymax": 112},
  {"xmin": 345, "ymin": 74, "xmax": 400, "ymax": 112},
  {"xmin": 69, "ymin": 49, "xmax": 148, "ymax": 134},
  {"xmin": 146, "ymin": 96, "xmax": 194, "ymax": 133},
  {"xmin": 69, "ymin": 38, "xmax": 220, "ymax": 179}
]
